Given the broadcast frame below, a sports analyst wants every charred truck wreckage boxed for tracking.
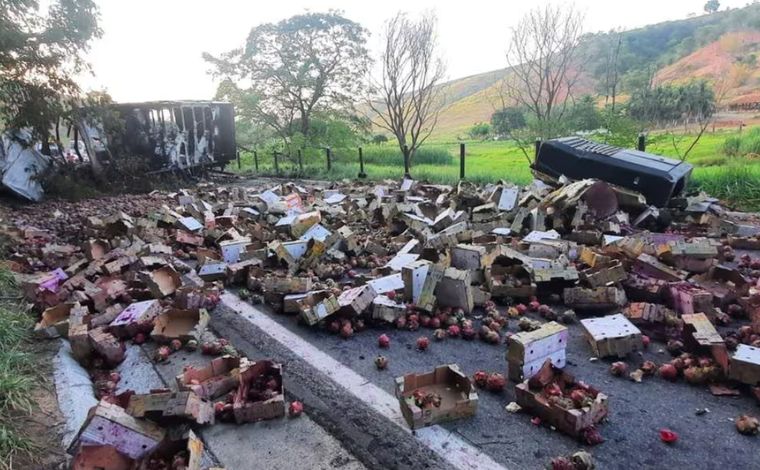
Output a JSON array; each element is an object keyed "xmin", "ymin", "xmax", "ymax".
[{"xmin": 0, "ymin": 101, "xmax": 236, "ymax": 201}]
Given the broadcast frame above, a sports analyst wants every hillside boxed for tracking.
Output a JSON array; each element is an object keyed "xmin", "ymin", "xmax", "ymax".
[
  {"xmin": 423, "ymin": 4, "xmax": 760, "ymax": 141},
  {"xmin": 655, "ymin": 31, "xmax": 760, "ymax": 104}
]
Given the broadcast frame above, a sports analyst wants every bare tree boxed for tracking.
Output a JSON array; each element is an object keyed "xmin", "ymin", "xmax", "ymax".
[
  {"xmin": 498, "ymin": 4, "xmax": 585, "ymax": 161},
  {"xmin": 602, "ymin": 29, "xmax": 623, "ymax": 111},
  {"xmin": 369, "ymin": 11, "xmax": 446, "ymax": 164}
]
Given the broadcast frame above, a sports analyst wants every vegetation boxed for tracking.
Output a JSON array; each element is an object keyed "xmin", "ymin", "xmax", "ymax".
[
  {"xmin": 468, "ymin": 122, "xmax": 491, "ymax": 140},
  {"xmin": 0, "ymin": 266, "xmax": 38, "ymax": 469},
  {"xmin": 627, "ymin": 80, "xmax": 715, "ymax": 127},
  {"xmin": 490, "ymin": 107, "xmax": 526, "ymax": 137},
  {"xmin": 233, "ymin": 127, "xmax": 760, "ymax": 210},
  {"xmin": 368, "ymin": 11, "xmax": 446, "ymax": 164},
  {"xmin": 500, "ymin": 4, "xmax": 585, "ymax": 158},
  {"xmin": 581, "ymin": 3, "xmax": 760, "ymax": 91},
  {"xmin": 722, "ymin": 127, "xmax": 760, "ymax": 157},
  {"xmin": 205, "ymin": 11, "xmax": 370, "ymax": 148},
  {"xmin": 0, "ymin": 0, "xmax": 101, "ymax": 144}
]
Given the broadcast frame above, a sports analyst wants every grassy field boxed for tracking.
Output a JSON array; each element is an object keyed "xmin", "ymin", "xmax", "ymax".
[
  {"xmin": 0, "ymin": 267, "xmax": 37, "ymax": 469},
  {"xmin": 234, "ymin": 127, "xmax": 760, "ymax": 210}
]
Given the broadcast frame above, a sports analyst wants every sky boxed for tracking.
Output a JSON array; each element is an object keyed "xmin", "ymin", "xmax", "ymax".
[{"xmin": 79, "ymin": 0, "xmax": 751, "ymax": 102}]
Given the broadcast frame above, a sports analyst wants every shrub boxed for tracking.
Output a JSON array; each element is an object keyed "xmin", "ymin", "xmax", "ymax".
[
  {"xmin": 722, "ymin": 128, "xmax": 760, "ymax": 157},
  {"xmin": 468, "ymin": 122, "xmax": 491, "ymax": 140},
  {"xmin": 722, "ymin": 136, "xmax": 741, "ymax": 156}
]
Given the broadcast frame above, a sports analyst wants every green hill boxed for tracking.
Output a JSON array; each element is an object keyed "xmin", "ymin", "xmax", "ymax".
[{"xmin": 426, "ymin": 3, "xmax": 760, "ymax": 141}]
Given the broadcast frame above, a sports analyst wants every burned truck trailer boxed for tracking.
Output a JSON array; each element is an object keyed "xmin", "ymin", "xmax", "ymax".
[{"xmin": 116, "ymin": 101, "xmax": 236, "ymax": 170}]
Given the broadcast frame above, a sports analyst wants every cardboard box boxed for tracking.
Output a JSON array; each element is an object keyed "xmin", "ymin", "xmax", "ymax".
[
  {"xmin": 485, "ymin": 250, "xmax": 536, "ymax": 299},
  {"xmin": 82, "ymin": 239, "xmax": 110, "ymax": 261},
  {"xmin": 176, "ymin": 355, "xmax": 250, "ymax": 400},
  {"xmin": 68, "ymin": 400, "xmax": 165, "ymax": 460},
  {"xmin": 682, "ymin": 313, "xmax": 729, "ymax": 372},
  {"xmin": 151, "ymin": 308, "xmax": 209, "ymax": 344},
  {"xmin": 507, "ymin": 322, "xmax": 568, "ymax": 382},
  {"xmin": 693, "ymin": 265, "xmax": 750, "ymax": 308},
  {"xmin": 72, "ymin": 445, "xmax": 134, "ymax": 470},
  {"xmin": 563, "ymin": 286, "xmax": 627, "ymax": 311},
  {"xmin": 728, "ymin": 344, "xmax": 760, "ymax": 386},
  {"xmin": 666, "ymin": 283, "xmax": 715, "ymax": 317},
  {"xmin": 109, "ymin": 299, "xmax": 161, "ymax": 338},
  {"xmin": 515, "ymin": 362, "xmax": 608, "ymax": 439},
  {"xmin": 580, "ymin": 314, "xmax": 643, "ymax": 358},
  {"xmin": 623, "ymin": 302, "xmax": 681, "ymax": 341},
  {"xmin": 34, "ymin": 302, "xmax": 74, "ymax": 338},
  {"xmin": 580, "ymin": 261, "xmax": 627, "ymax": 288},
  {"xmin": 262, "ymin": 275, "xmax": 313, "ymax": 294},
  {"xmin": 143, "ymin": 266, "xmax": 182, "ymax": 298},
  {"xmin": 402, "ymin": 260, "xmax": 443, "ymax": 312},
  {"xmin": 435, "ymin": 268, "xmax": 474, "ymax": 313},
  {"xmin": 299, "ymin": 291, "xmax": 341, "ymax": 325},
  {"xmin": 88, "ymin": 327, "xmax": 125, "ymax": 366},
  {"xmin": 233, "ymin": 360, "xmax": 286, "ymax": 423},
  {"xmin": 633, "ymin": 253, "xmax": 686, "ymax": 281},
  {"xmin": 198, "ymin": 262, "xmax": 229, "ymax": 282},
  {"xmin": 338, "ymin": 284, "xmax": 377, "ymax": 316},
  {"xmin": 371, "ymin": 295, "xmax": 407, "ymax": 323},
  {"xmin": 395, "ymin": 364, "xmax": 478, "ymax": 430},
  {"xmin": 451, "ymin": 244, "xmax": 495, "ymax": 270},
  {"xmin": 127, "ymin": 390, "xmax": 214, "ymax": 425}
]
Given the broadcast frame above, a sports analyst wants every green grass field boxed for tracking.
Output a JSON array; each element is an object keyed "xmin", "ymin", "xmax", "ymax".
[
  {"xmin": 234, "ymin": 127, "xmax": 760, "ymax": 210},
  {"xmin": 0, "ymin": 266, "xmax": 38, "ymax": 469}
]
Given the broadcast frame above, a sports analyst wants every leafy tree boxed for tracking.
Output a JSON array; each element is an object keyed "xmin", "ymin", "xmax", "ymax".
[
  {"xmin": 704, "ymin": 0, "xmax": 720, "ymax": 14},
  {"xmin": 0, "ymin": 0, "xmax": 101, "ymax": 139},
  {"xmin": 567, "ymin": 95, "xmax": 602, "ymax": 131},
  {"xmin": 627, "ymin": 80, "xmax": 715, "ymax": 126},
  {"xmin": 205, "ymin": 11, "xmax": 370, "ymax": 147},
  {"xmin": 490, "ymin": 107, "xmax": 526, "ymax": 136},
  {"xmin": 468, "ymin": 122, "xmax": 491, "ymax": 140}
]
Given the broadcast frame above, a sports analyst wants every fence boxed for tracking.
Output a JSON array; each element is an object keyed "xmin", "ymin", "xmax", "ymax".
[{"xmin": 235, "ymin": 134, "xmax": 649, "ymax": 184}]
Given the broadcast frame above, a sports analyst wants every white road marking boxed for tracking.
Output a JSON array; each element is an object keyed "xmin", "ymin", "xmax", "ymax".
[{"xmin": 221, "ymin": 293, "xmax": 507, "ymax": 470}]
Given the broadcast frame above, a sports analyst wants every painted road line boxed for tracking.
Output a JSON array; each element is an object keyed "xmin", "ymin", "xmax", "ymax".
[{"xmin": 221, "ymin": 293, "xmax": 508, "ymax": 470}]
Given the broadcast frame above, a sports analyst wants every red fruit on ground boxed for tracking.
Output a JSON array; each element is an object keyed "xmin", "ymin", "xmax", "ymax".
[
  {"xmin": 289, "ymin": 401, "xmax": 304, "ymax": 417},
  {"xmin": 473, "ymin": 371, "xmax": 489, "ymax": 388},
  {"xmin": 660, "ymin": 429, "xmax": 678, "ymax": 444},
  {"xmin": 659, "ymin": 364, "xmax": 678, "ymax": 381},
  {"xmin": 486, "ymin": 373, "xmax": 506, "ymax": 392}
]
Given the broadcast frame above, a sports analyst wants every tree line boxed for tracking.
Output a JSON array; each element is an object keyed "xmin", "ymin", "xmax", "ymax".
[{"xmin": 2, "ymin": 1, "xmax": 757, "ymax": 164}]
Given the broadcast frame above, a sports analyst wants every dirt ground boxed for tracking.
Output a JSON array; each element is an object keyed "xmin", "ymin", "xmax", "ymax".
[{"xmin": 4, "ymin": 342, "xmax": 67, "ymax": 470}]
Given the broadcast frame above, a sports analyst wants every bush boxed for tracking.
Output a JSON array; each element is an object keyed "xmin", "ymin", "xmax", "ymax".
[
  {"xmin": 491, "ymin": 107, "xmax": 526, "ymax": 136},
  {"xmin": 468, "ymin": 122, "xmax": 491, "ymax": 140},
  {"xmin": 721, "ymin": 128, "xmax": 760, "ymax": 157},
  {"xmin": 692, "ymin": 162, "xmax": 760, "ymax": 210},
  {"xmin": 722, "ymin": 136, "xmax": 741, "ymax": 156}
]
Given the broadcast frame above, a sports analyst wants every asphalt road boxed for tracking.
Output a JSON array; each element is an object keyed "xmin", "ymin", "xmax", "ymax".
[{"xmin": 213, "ymin": 291, "xmax": 760, "ymax": 470}]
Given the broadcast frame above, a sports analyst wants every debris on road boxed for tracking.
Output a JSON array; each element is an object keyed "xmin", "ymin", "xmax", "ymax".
[
  {"xmin": 7, "ymin": 168, "xmax": 760, "ymax": 465},
  {"xmin": 395, "ymin": 364, "xmax": 478, "ymax": 429},
  {"xmin": 515, "ymin": 360, "xmax": 608, "ymax": 444}
]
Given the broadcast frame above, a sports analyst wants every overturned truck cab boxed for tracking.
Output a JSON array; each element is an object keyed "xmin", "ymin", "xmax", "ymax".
[{"xmin": 533, "ymin": 137, "xmax": 693, "ymax": 207}]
